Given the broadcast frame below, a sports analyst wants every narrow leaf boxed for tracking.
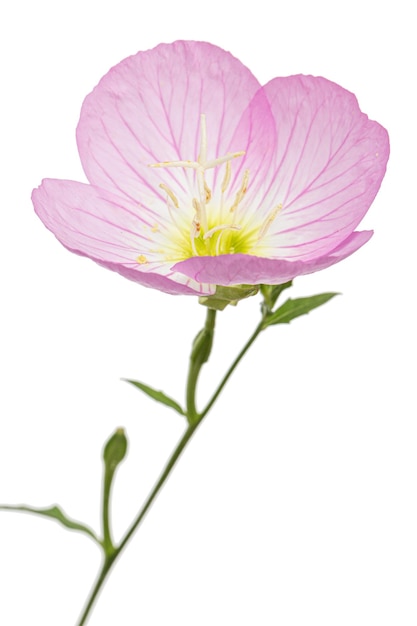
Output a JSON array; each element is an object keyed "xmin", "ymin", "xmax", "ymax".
[
  {"xmin": 262, "ymin": 293, "xmax": 339, "ymax": 327},
  {"xmin": 124, "ymin": 379, "xmax": 185, "ymax": 416},
  {"xmin": 0, "ymin": 504, "xmax": 100, "ymax": 543}
]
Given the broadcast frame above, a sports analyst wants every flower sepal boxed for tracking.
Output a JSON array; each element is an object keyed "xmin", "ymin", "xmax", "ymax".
[
  {"xmin": 260, "ymin": 282, "xmax": 293, "ymax": 315},
  {"xmin": 199, "ymin": 284, "xmax": 259, "ymax": 311}
]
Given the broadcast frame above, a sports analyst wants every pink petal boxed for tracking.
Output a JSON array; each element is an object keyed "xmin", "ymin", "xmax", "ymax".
[
  {"xmin": 251, "ymin": 76, "xmax": 389, "ymax": 259},
  {"xmin": 34, "ymin": 42, "xmax": 389, "ymax": 297},
  {"xmin": 76, "ymin": 41, "xmax": 276, "ymax": 210},
  {"xmin": 32, "ymin": 179, "xmax": 211, "ymax": 295},
  {"xmin": 173, "ymin": 231, "xmax": 373, "ymax": 285}
]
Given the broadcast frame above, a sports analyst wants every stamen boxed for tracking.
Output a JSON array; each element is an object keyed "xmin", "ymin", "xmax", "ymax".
[
  {"xmin": 149, "ymin": 160, "xmax": 198, "ymax": 169},
  {"xmin": 215, "ymin": 230, "xmax": 224, "ymax": 256},
  {"xmin": 190, "ymin": 219, "xmax": 200, "ymax": 256},
  {"xmin": 150, "ymin": 150, "xmax": 245, "ymax": 171},
  {"xmin": 215, "ymin": 226, "xmax": 240, "ymax": 256},
  {"xmin": 192, "ymin": 197, "xmax": 201, "ymax": 217},
  {"xmin": 160, "ymin": 184, "xmax": 183, "ymax": 235},
  {"xmin": 149, "ymin": 114, "xmax": 250, "ymax": 260},
  {"xmin": 205, "ymin": 151, "xmax": 245, "ymax": 170},
  {"xmin": 258, "ymin": 203, "xmax": 283, "ymax": 239},
  {"xmin": 137, "ymin": 254, "xmax": 148, "ymax": 264},
  {"xmin": 192, "ymin": 197, "xmax": 206, "ymax": 235},
  {"xmin": 204, "ymin": 180, "xmax": 212, "ymax": 202},
  {"xmin": 196, "ymin": 168, "xmax": 208, "ymax": 231},
  {"xmin": 221, "ymin": 160, "xmax": 232, "ymax": 193},
  {"xmin": 203, "ymin": 223, "xmax": 241, "ymax": 240},
  {"xmin": 230, "ymin": 169, "xmax": 250, "ymax": 215},
  {"xmin": 159, "ymin": 183, "xmax": 179, "ymax": 208}
]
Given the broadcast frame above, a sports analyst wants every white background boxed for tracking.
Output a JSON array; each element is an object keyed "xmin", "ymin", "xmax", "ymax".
[{"xmin": 0, "ymin": 1, "xmax": 415, "ymax": 625}]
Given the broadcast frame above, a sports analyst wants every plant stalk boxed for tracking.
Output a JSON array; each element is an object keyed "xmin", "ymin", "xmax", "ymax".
[{"xmin": 77, "ymin": 306, "xmax": 265, "ymax": 625}]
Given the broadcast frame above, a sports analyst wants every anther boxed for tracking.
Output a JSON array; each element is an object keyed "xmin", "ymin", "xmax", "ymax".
[
  {"xmin": 192, "ymin": 197, "xmax": 202, "ymax": 222},
  {"xmin": 204, "ymin": 180, "xmax": 212, "ymax": 202},
  {"xmin": 149, "ymin": 160, "xmax": 197, "ymax": 169},
  {"xmin": 190, "ymin": 220, "xmax": 201, "ymax": 256},
  {"xmin": 205, "ymin": 151, "xmax": 245, "ymax": 170},
  {"xmin": 149, "ymin": 113, "xmax": 249, "ymax": 259},
  {"xmin": 230, "ymin": 169, "xmax": 250, "ymax": 214},
  {"xmin": 258, "ymin": 203, "xmax": 283, "ymax": 239},
  {"xmin": 221, "ymin": 160, "xmax": 231, "ymax": 193},
  {"xmin": 159, "ymin": 183, "xmax": 179, "ymax": 208}
]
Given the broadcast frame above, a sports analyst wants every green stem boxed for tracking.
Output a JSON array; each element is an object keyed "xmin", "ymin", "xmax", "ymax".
[
  {"xmin": 117, "ymin": 422, "xmax": 198, "ymax": 554},
  {"xmin": 101, "ymin": 470, "xmax": 114, "ymax": 555},
  {"xmin": 200, "ymin": 320, "xmax": 264, "ymax": 419},
  {"xmin": 77, "ymin": 306, "xmax": 265, "ymax": 625},
  {"xmin": 77, "ymin": 422, "xmax": 198, "ymax": 626},
  {"xmin": 77, "ymin": 555, "xmax": 115, "ymax": 626}
]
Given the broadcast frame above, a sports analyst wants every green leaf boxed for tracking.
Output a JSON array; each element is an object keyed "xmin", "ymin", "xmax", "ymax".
[
  {"xmin": 0, "ymin": 504, "xmax": 100, "ymax": 543},
  {"xmin": 262, "ymin": 292, "xmax": 339, "ymax": 327},
  {"xmin": 124, "ymin": 379, "xmax": 185, "ymax": 416}
]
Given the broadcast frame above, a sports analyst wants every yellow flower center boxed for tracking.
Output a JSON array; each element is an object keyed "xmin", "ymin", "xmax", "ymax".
[{"xmin": 139, "ymin": 114, "xmax": 282, "ymax": 265}]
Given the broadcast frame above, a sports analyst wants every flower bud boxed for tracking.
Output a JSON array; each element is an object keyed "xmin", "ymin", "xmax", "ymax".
[{"xmin": 103, "ymin": 428, "xmax": 128, "ymax": 474}]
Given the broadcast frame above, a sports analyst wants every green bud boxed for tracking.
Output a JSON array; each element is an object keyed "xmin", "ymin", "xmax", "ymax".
[
  {"xmin": 103, "ymin": 428, "xmax": 128, "ymax": 474},
  {"xmin": 191, "ymin": 327, "xmax": 213, "ymax": 365}
]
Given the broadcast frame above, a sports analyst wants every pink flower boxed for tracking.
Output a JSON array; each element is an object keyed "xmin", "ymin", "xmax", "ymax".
[{"xmin": 33, "ymin": 41, "xmax": 389, "ymax": 296}]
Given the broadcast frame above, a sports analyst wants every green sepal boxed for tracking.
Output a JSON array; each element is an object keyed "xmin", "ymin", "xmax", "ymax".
[
  {"xmin": 190, "ymin": 326, "xmax": 214, "ymax": 366},
  {"xmin": 262, "ymin": 292, "xmax": 339, "ymax": 328},
  {"xmin": 199, "ymin": 284, "xmax": 259, "ymax": 311},
  {"xmin": 260, "ymin": 281, "xmax": 293, "ymax": 314},
  {"xmin": 0, "ymin": 504, "xmax": 100, "ymax": 544},
  {"xmin": 124, "ymin": 379, "xmax": 185, "ymax": 416}
]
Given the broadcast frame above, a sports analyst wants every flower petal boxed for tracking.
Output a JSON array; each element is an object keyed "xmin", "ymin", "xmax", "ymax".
[
  {"xmin": 34, "ymin": 42, "xmax": 389, "ymax": 297},
  {"xmin": 76, "ymin": 41, "xmax": 276, "ymax": 211},
  {"xmin": 173, "ymin": 231, "xmax": 373, "ymax": 286},
  {"xmin": 252, "ymin": 76, "xmax": 389, "ymax": 259},
  {"xmin": 32, "ymin": 179, "xmax": 213, "ymax": 295}
]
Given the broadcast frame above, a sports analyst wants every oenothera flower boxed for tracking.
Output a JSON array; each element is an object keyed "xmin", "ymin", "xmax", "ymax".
[{"xmin": 33, "ymin": 41, "xmax": 389, "ymax": 296}]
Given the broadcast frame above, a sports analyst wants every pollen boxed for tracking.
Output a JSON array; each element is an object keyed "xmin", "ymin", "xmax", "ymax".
[{"xmin": 137, "ymin": 254, "xmax": 148, "ymax": 264}]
